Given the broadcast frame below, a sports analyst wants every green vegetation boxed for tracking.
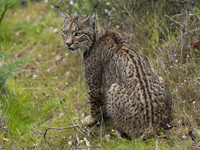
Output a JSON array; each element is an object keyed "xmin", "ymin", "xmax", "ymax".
[
  {"xmin": 0, "ymin": 51, "xmax": 28, "ymax": 94},
  {"xmin": 0, "ymin": 0, "xmax": 200, "ymax": 149}
]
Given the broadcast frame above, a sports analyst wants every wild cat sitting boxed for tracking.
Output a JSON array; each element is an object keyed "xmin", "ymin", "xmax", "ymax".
[{"xmin": 56, "ymin": 3, "xmax": 172, "ymax": 139}]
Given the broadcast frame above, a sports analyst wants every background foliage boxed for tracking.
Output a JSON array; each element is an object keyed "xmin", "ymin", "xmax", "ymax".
[
  {"xmin": 0, "ymin": 0, "xmax": 200, "ymax": 149},
  {"xmin": 0, "ymin": 51, "xmax": 28, "ymax": 94}
]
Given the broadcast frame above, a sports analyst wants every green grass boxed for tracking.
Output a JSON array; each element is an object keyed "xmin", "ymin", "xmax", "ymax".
[{"xmin": 0, "ymin": 0, "xmax": 200, "ymax": 149}]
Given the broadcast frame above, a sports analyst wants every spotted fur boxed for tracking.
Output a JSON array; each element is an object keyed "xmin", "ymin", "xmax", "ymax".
[{"xmin": 57, "ymin": 5, "xmax": 172, "ymax": 139}]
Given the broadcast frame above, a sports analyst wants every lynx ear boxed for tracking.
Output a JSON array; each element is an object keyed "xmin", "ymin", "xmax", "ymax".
[
  {"xmin": 55, "ymin": 6, "xmax": 71, "ymax": 20},
  {"xmin": 86, "ymin": 9, "xmax": 96, "ymax": 22},
  {"xmin": 82, "ymin": 2, "xmax": 99, "ymax": 23}
]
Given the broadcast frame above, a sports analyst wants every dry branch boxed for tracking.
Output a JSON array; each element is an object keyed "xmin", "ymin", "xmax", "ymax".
[
  {"xmin": 58, "ymin": 94, "xmax": 86, "ymax": 136},
  {"xmin": 193, "ymin": 77, "xmax": 200, "ymax": 85},
  {"xmin": 43, "ymin": 125, "xmax": 79, "ymax": 146},
  {"xmin": 32, "ymin": 94, "xmax": 103, "ymax": 149}
]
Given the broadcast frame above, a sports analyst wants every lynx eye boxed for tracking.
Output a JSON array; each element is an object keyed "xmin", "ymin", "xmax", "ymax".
[
  {"xmin": 75, "ymin": 32, "xmax": 82, "ymax": 37},
  {"xmin": 63, "ymin": 31, "xmax": 68, "ymax": 35}
]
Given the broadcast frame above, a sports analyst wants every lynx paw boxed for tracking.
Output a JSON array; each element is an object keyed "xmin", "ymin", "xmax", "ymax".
[
  {"xmin": 82, "ymin": 115, "xmax": 97, "ymax": 126},
  {"xmin": 112, "ymin": 130, "xmax": 123, "ymax": 140}
]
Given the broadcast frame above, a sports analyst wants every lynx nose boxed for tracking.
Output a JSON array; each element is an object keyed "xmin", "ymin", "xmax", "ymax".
[{"xmin": 66, "ymin": 43, "xmax": 72, "ymax": 47}]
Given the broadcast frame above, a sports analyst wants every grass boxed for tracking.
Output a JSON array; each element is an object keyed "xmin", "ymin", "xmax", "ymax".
[{"xmin": 0, "ymin": 0, "xmax": 200, "ymax": 149}]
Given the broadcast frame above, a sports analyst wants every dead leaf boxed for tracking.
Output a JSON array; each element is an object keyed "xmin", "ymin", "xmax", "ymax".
[
  {"xmin": 182, "ymin": 133, "xmax": 188, "ymax": 139},
  {"xmin": 33, "ymin": 143, "xmax": 39, "ymax": 147},
  {"xmin": 58, "ymin": 113, "xmax": 65, "ymax": 118},
  {"xmin": 3, "ymin": 138, "xmax": 9, "ymax": 142},
  {"xmin": 193, "ymin": 127, "xmax": 200, "ymax": 136},
  {"xmin": 73, "ymin": 117, "xmax": 79, "ymax": 120},
  {"xmin": 182, "ymin": 25, "xmax": 186, "ymax": 34},
  {"xmin": 194, "ymin": 48, "xmax": 198, "ymax": 52},
  {"xmin": 81, "ymin": 112, "xmax": 85, "ymax": 118},
  {"xmin": 185, "ymin": 127, "xmax": 189, "ymax": 134},
  {"xmin": 104, "ymin": 134, "xmax": 111, "ymax": 141},
  {"xmin": 190, "ymin": 41, "xmax": 196, "ymax": 45}
]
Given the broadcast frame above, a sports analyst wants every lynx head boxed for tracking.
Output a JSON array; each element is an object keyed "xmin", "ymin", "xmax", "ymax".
[{"xmin": 56, "ymin": 3, "xmax": 105, "ymax": 57}]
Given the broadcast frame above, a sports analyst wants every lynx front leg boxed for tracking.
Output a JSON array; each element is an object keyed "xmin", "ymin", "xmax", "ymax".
[
  {"xmin": 82, "ymin": 63, "xmax": 103, "ymax": 126},
  {"xmin": 83, "ymin": 92, "xmax": 101, "ymax": 126},
  {"xmin": 83, "ymin": 92, "xmax": 103, "ymax": 126}
]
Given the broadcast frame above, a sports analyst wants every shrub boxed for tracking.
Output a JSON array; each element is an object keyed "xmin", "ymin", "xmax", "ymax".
[{"xmin": 0, "ymin": 51, "xmax": 28, "ymax": 95}]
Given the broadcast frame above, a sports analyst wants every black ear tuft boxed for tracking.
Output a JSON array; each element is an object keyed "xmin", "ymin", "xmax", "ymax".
[
  {"xmin": 55, "ymin": 5, "xmax": 60, "ymax": 9},
  {"xmin": 56, "ymin": 6, "xmax": 71, "ymax": 20},
  {"xmin": 94, "ymin": 2, "xmax": 99, "ymax": 9}
]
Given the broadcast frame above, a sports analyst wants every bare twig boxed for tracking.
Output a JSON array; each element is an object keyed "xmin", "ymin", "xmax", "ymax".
[
  {"xmin": 165, "ymin": 14, "xmax": 200, "ymax": 55},
  {"xmin": 194, "ymin": 77, "xmax": 200, "ymax": 85},
  {"xmin": 11, "ymin": 45, "xmax": 30, "ymax": 61},
  {"xmin": 121, "ymin": 2, "xmax": 133, "ymax": 19},
  {"xmin": 165, "ymin": 14, "xmax": 190, "ymax": 32},
  {"xmin": 193, "ymin": 80, "xmax": 200, "ymax": 85},
  {"xmin": 171, "ymin": 13, "xmax": 196, "ymax": 18},
  {"xmin": 31, "ymin": 126, "xmax": 44, "ymax": 134},
  {"xmin": 144, "ymin": 135, "xmax": 168, "ymax": 143},
  {"xmin": 58, "ymin": 93, "xmax": 86, "ymax": 136},
  {"xmin": 87, "ymin": 121, "xmax": 100, "ymax": 137},
  {"xmin": 183, "ymin": 111, "xmax": 196, "ymax": 127},
  {"xmin": 75, "ymin": 146, "xmax": 102, "ymax": 149},
  {"xmin": 43, "ymin": 125, "xmax": 79, "ymax": 146},
  {"xmin": 33, "ymin": 94, "xmax": 104, "ymax": 149},
  {"xmin": 177, "ymin": 28, "xmax": 200, "ymax": 39},
  {"xmin": 75, "ymin": 108, "xmax": 104, "ymax": 150}
]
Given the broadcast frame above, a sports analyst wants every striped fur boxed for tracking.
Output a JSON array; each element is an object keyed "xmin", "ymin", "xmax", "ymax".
[{"xmin": 57, "ymin": 6, "xmax": 172, "ymax": 139}]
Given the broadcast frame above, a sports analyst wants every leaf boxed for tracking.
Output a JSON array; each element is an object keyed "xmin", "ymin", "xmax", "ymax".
[
  {"xmin": 190, "ymin": 41, "xmax": 196, "ymax": 45},
  {"xmin": 58, "ymin": 113, "xmax": 65, "ymax": 118},
  {"xmin": 33, "ymin": 143, "xmax": 39, "ymax": 147},
  {"xmin": 182, "ymin": 133, "xmax": 188, "ymax": 139},
  {"xmin": 194, "ymin": 48, "xmax": 198, "ymax": 52},
  {"xmin": 3, "ymin": 138, "xmax": 9, "ymax": 142},
  {"xmin": 193, "ymin": 127, "xmax": 200, "ymax": 136},
  {"xmin": 185, "ymin": 127, "xmax": 189, "ymax": 134}
]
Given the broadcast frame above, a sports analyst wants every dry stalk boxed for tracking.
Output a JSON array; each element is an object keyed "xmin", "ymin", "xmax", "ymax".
[
  {"xmin": 43, "ymin": 126, "xmax": 80, "ymax": 146},
  {"xmin": 193, "ymin": 77, "xmax": 200, "ymax": 85},
  {"xmin": 58, "ymin": 94, "xmax": 86, "ymax": 136}
]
